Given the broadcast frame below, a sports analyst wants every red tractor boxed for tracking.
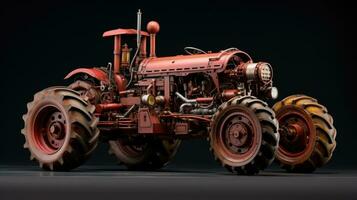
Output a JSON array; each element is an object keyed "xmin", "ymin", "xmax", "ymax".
[{"xmin": 22, "ymin": 11, "xmax": 336, "ymax": 174}]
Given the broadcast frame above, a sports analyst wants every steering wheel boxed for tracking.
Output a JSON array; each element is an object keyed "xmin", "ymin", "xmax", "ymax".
[{"xmin": 184, "ymin": 47, "xmax": 207, "ymax": 55}]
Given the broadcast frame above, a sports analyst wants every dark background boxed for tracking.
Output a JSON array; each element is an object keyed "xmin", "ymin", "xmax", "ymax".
[{"xmin": 0, "ymin": 1, "xmax": 353, "ymax": 169}]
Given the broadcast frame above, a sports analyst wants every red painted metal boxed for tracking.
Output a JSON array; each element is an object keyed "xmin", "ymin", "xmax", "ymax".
[
  {"xmin": 95, "ymin": 103, "xmax": 124, "ymax": 112},
  {"xmin": 64, "ymin": 68, "xmax": 109, "ymax": 83},
  {"xmin": 147, "ymin": 21, "xmax": 160, "ymax": 57},
  {"xmin": 114, "ymin": 74, "xmax": 126, "ymax": 92},
  {"xmin": 196, "ymin": 97, "xmax": 213, "ymax": 103},
  {"xmin": 138, "ymin": 50, "xmax": 252, "ymax": 77},
  {"xmin": 120, "ymin": 97, "xmax": 141, "ymax": 106},
  {"xmin": 113, "ymin": 35, "xmax": 121, "ymax": 74},
  {"xmin": 32, "ymin": 107, "xmax": 67, "ymax": 154},
  {"xmin": 138, "ymin": 108, "xmax": 165, "ymax": 134},
  {"xmin": 103, "ymin": 28, "xmax": 149, "ymax": 37},
  {"xmin": 222, "ymin": 89, "xmax": 240, "ymax": 101},
  {"xmin": 140, "ymin": 37, "xmax": 147, "ymax": 58}
]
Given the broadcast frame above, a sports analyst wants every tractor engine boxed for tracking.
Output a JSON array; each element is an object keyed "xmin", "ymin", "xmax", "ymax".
[{"xmin": 136, "ymin": 48, "xmax": 278, "ymax": 115}]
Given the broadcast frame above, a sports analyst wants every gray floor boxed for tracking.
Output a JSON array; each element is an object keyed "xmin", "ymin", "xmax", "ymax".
[{"xmin": 0, "ymin": 165, "xmax": 356, "ymax": 200}]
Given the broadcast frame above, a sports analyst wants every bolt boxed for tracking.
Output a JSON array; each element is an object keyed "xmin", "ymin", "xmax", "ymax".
[
  {"xmin": 234, "ymin": 132, "xmax": 239, "ymax": 138},
  {"xmin": 50, "ymin": 125, "xmax": 56, "ymax": 134}
]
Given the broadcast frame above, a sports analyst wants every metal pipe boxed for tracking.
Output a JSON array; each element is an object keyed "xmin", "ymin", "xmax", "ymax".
[
  {"xmin": 140, "ymin": 37, "xmax": 147, "ymax": 58},
  {"xmin": 126, "ymin": 10, "xmax": 142, "ymax": 89},
  {"xmin": 222, "ymin": 89, "xmax": 240, "ymax": 100},
  {"xmin": 96, "ymin": 103, "xmax": 124, "ymax": 112},
  {"xmin": 113, "ymin": 35, "xmax": 121, "ymax": 74},
  {"xmin": 175, "ymin": 92, "xmax": 196, "ymax": 103},
  {"xmin": 150, "ymin": 34, "xmax": 156, "ymax": 57},
  {"xmin": 137, "ymin": 9, "xmax": 141, "ymax": 48},
  {"xmin": 119, "ymin": 90, "xmax": 135, "ymax": 95},
  {"xmin": 196, "ymin": 97, "xmax": 214, "ymax": 103},
  {"xmin": 180, "ymin": 103, "xmax": 194, "ymax": 113},
  {"xmin": 122, "ymin": 105, "xmax": 136, "ymax": 118},
  {"xmin": 175, "ymin": 92, "xmax": 213, "ymax": 104}
]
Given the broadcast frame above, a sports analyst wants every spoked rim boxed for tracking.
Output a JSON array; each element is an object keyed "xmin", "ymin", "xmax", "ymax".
[
  {"xmin": 276, "ymin": 105, "xmax": 316, "ymax": 164},
  {"xmin": 214, "ymin": 106, "xmax": 261, "ymax": 166}
]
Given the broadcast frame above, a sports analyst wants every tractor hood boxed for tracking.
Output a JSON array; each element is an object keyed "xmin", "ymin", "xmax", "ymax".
[{"xmin": 138, "ymin": 48, "xmax": 252, "ymax": 77}]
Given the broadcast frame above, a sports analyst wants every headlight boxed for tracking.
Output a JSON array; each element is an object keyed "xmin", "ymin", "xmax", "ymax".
[
  {"xmin": 267, "ymin": 87, "xmax": 278, "ymax": 99},
  {"xmin": 257, "ymin": 63, "xmax": 272, "ymax": 84},
  {"xmin": 141, "ymin": 94, "xmax": 156, "ymax": 106},
  {"xmin": 243, "ymin": 62, "xmax": 273, "ymax": 84}
]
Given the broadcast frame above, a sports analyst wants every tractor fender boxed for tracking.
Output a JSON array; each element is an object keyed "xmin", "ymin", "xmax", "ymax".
[{"xmin": 64, "ymin": 68, "xmax": 109, "ymax": 84}]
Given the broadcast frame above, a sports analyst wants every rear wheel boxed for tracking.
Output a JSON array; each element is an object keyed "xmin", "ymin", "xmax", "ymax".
[
  {"xmin": 22, "ymin": 87, "xmax": 99, "ymax": 171},
  {"xmin": 108, "ymin": 138, "xmax": 181, "ymax": 170},
  {"xmin": 273, "ymin": 95, "xmax": 337, "ymax": 172},
  {"xmin": 209, "ymin": 96, "xmax": 279, "ymax": 175}
]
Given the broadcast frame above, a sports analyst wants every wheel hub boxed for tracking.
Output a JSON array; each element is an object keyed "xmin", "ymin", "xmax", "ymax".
[
  {"xmin": 49, "ymin": 122, "xmax": 64, "ymax": 139},
  {"xmin": 275, "ymin": 105, "xmax": 316, "ymax": 163},
  {"xmin": 222, "ymin": 112, "xmax": 256, "ymax": 155},
  {"xmin": 44, "ymin": 111, "xmax": 66, "ymax": 149},
  {"xmin": 228, "ymin": 122, "xmax": 249, "ymax": 147},
  {"xmin": 280, "ymin": 116, "xmax": 310, "ymax": 154}
]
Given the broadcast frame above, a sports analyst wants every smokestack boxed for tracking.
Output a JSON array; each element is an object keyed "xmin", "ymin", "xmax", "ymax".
[{"xmin": 147, "ymin": 21, "xmax": 160, "ymax": 57}]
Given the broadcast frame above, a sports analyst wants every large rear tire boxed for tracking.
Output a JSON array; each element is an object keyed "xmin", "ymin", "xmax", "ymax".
[
  {"xmin": 108, "ymin": 138, "xmax": 181, "ymax": 170},
  {"xmin": 273, "ymin": 95, "xmax": 337, "ymax": 172},
  {"xmin": 22, "ymin": 87, "xmax": 99, "ymax": 171},
  {"xmin": 209, "ymin": 96, "xmax": 279, "ymax": 175}
]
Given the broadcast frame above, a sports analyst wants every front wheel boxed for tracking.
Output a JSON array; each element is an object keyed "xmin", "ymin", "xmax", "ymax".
[
  {"xmin": 209, "ymin": 96, "xmax": 279, "ymax": 175},
  {"xmin": 22, "ymin": 87, "xmax": 99, "ymax": 171}
]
